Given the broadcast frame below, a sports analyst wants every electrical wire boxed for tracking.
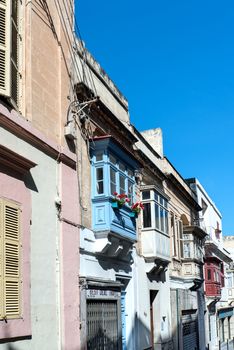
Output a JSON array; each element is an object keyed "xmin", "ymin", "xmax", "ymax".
[{"xmin": 63, "ymin": 0, "xmax": 98, "ymax": 97}]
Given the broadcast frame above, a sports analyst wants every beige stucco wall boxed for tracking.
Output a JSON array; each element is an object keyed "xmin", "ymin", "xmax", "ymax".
[{"xmin": 23, "ymin": 0, "xmax": 72, "ymax": 144}]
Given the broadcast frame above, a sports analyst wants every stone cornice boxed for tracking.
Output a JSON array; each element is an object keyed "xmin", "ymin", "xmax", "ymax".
[{"xmin": 0, "ymin": 144, "xmax": 36, "ymax": 174}]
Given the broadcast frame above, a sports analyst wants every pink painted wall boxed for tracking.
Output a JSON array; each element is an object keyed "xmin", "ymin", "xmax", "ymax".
[
  {"xmin": 0, "ymin": 167, "xmax": 31, "ymax": 339},
  {"xmin": 60, "ymin": 163, "xmax": 80, "ymax": 349}
]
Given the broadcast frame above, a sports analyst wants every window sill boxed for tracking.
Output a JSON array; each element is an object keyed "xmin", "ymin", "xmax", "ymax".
[
  {"xmin": 0, "ymin": 317, "xmax": 31, "ymax": 341},
  {"xmin": 141, "ymin": 227, "xmax": 169, "ymax": 238}
]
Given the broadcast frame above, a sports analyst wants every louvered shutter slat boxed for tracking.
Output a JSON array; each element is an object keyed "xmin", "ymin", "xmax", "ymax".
[
  {"xmin": 3, "ymin": 202, "xmax": 20, "ymax": 318},
  {"xmin": 0, "ymin": 0, "xmax": 10, "ymax": 97},
  {"xmin": 0, "ymin": 200, "xmax": 3, "ymax": 318}
]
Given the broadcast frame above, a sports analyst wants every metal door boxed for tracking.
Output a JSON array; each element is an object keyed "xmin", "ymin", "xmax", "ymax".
[
  {"xmin": 87, "ymin": 300, "xmax": 119, "ymax": 350},
  {"xmin": 182, "ymin": 317, "xmax": 198, "ymax": 350}
]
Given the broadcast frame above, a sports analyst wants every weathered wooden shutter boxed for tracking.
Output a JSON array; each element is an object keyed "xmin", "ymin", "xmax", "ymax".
[
  {"xmin": 3, "ymin": 201, "xmax": 21, "ymax": 318},
  {"xmin": 0, "ymin": 0, "xmax": 11, "ymax": 97},
  {"xmin": 10, "ymin": 0, "xmax": 19, "ymax": 106},
  {"xmin": 0, "ymin": 200, "xmax": 3, "ymax": 318}
]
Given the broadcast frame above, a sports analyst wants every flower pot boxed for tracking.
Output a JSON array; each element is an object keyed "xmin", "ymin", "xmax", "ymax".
[
  {"xmin": 111, "ymin": 202, "xmax": 119, "ymax": 208},
  {"xmin": 129, "ymin": 211, "xmax": 138, "ymax": 218}
]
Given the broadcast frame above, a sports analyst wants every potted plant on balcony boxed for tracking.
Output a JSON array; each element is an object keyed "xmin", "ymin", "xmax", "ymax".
[
  {"xmin": 130, "ymin": 201, "xmax": 144, "ymax": 217},
  {"xmin": 111, "ymin": 192, "xmax": 129, "ymax": 208}
]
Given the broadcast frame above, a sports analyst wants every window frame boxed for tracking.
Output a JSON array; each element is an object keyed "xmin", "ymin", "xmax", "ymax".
[
  {"xmin": 0, "ymin": 0, "xmax": 22, "ymax": 109},
  {"xmin": 92, "ymin": 149, "xmax": 135, "ymax": 205},
  {"xmin": 0, "ymin": 198, "xmax": 21, "ymax": 320},
  {"xmin": 141, "ymin": 189, "xmax": 169, "ymax": 235}
]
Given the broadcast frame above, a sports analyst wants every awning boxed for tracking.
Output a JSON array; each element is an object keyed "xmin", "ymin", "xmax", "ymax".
[{"xmin": 218, "ymin": 307, "xmax": 234, "ymax": 319}]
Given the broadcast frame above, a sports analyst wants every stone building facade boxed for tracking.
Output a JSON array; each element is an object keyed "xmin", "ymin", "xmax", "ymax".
[{"xmin": 0, "ymin": 1, "xmax": 80, "ymax": 349}]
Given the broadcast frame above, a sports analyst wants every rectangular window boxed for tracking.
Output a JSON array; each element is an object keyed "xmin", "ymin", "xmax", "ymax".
[
  {"xmin": 207, "ymin": 269, "xmax": 211, "ymax": 280},
  {"xmin": 128, "ymin": 180, "xmax": 133, "ymax": 206},
  {"xmin": 0, "ymin": 199, "xmax": 21, "ymax": 319},
  {"xmin": 110, "ymin": 167, "xmax": 116, "ymax": 195},
  {"xmin": 165, "ymin": 211, "xmax": 168, "ymax": 234},
  {"xmin": 155, "ymin": 203, "xmax": 160, "ymax": 229},
  {"xmin": 178, "ymin": 221, "xmax": 183, "ymax": 258},
  {"xmin": 142, "ymin": 191, "xmax": 150, "ymax": 200},
  {"xmin": 96, "ymin": 152, "xmax": 103, "ymax": 162},
  {"xmin": 160, "ymin": 207, "xmax": 164, "ymax": 232},
  {"xmin": 119, "ymin": 174, "xmax": 125, "ymax": 194},
  {"xmin": 0, "ymin": 0, "xmax": 21, "ymax": 107},
  {"xmin": 143, "ymin": 202, "xmax": 151, "ymax": 228},
  {"xmin": 142, "ymin": 189, "xmax": 169, "ymax": 234},
  {"xmin": 96, "ymin": 167, "xmax": 104, "ymax": 194},
  {"xmin": 171, "ymin": 214, "xmax": 177, "ymax": 256},
  {"xmin": 11, "ymin": 0, "xmax": 20, "ymax": 105},
  {"xmin": 119, "ymin": 162, "xmax": 125, "ymax": 172},
  {"xmin": 127, "ymin": 168, "xmax": 134, "ymax": 178},
  {"xmin": 183, "ymin": 242, "xmax": 191, "ymax": 258},
  {"xmin": 110, "ymin": 154, "xmax": 117, "ymax": 165}
]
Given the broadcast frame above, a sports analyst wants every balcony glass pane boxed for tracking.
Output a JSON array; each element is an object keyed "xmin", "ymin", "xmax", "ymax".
[
  {"xmin": 110, "ymin": 154, "xmax": 117, "ymax": 165},
  {"xmin": 96, "ymin": 168, "xmax": 104, "ymax": 194},
  {"xmin": 96, "ymin": 168, "xmax": 103, "ymax": 180},
  {"xmin": 183, "ymin": 243, "xmax": 191, "ymax": 258},
  {"xmin": 119, "ymin": 162, "xmax": 125, "ymax": 172},
  {"xmin": 128, "ymin": 168, "xmax": 134, "ymax": 177},
  {"xmin": 160, "ymin": 208, "xmax": 164, "ymax": 232},
  {"xmin": 143, "ymin": 203, "xmax": 151, "ymax": 228},
  {"xmin": 119, "ymin": 174, "xmax": 125, "ymax": 194},
  {"xmin": 128, "ymin": 180, "xmax": 133, "ymax": 205},
  {"xmin": 142, "ymin": 191, "xmax": 150, "ymax": 200},
  {"xmin": 97, "ymin": 181, "xmax": 104, "ymax": 194},
  {"xmin": 155, "ymin": 203, "xmax": 160, "ymax": 229},
  {"xmin": 165, "ymin": 211, "xmax": 168, "ymax": 234},
  {"xmin": 110, "ymin": 168, "xmax": 116, "ymax": 195},
  {"xmin": 96, "ymin": 152, "xmax": 103, "ymax": 161}
]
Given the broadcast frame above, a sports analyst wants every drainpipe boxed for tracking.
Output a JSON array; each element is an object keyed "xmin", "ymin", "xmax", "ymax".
[
  {"xmin": 55, "ymin": 157, "xmax": 62, "ymax": 350},
  {"xmin": 176, "ymin": 289, "xmax": 180, "ymax": 350}
]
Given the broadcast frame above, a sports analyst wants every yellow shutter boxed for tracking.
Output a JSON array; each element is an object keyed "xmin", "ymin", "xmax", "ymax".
[
  {"xmin": 3, "ymin": 201, "xmax": 21, "ymax": 319},
  {"xmin": 0, "ymin": 0, "xmax": 11, "ymax": 97}
]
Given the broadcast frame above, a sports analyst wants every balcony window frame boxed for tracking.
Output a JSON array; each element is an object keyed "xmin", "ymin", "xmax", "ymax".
[
  {"xmin": 141, "ymin": 188, "xmax": 169, "ymax": 235},
  {"xmin": 108, "ymin": 151, "xmax": 135, "ymax": 206},
  {"xmin": 91, "ymin": 141, "xmax": 136, "ymax": 208}
]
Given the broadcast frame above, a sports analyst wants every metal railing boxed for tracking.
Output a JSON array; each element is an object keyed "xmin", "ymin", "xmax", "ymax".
[{"xmin": 219, "ymin": 339, "xmax": 234, "ymax": 350}]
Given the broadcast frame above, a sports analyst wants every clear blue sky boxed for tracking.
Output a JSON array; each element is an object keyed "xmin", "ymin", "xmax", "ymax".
[{"xmin": 75, "ymin": 0, "xmax": 234, "ymax": 235}]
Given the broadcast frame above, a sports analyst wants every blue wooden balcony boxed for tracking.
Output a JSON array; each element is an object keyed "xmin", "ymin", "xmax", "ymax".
[
  {"xmin": 91, "ymin": 137, "xmax": 139, "ymax": 242},
  {"xmin": 92, "ymin": 197, "xmax": 137, "ymax": 241}
]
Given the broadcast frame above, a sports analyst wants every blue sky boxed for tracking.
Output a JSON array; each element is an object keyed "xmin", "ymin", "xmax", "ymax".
[{"xmin": 75, "ymin": 0, "xmax": 234, "ymax": 235}]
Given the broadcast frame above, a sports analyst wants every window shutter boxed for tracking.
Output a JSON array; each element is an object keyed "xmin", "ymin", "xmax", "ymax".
[
  {"xmin": 3, "ymin": 201, "xmax": 21, "ymax": 319},
  {"xmin": 0, "ymin": 200, "xmax": 3, "ymax": 318},
  {"xmin": 0, "ymin": 0, "xmax": 11, "ymax": 97}
]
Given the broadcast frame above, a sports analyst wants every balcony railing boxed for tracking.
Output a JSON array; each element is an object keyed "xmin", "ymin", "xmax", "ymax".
[
  {"xmin": 92, "ymin": 198, "xmax": 137, "ymax": 242},
  {"xmin": 228, "ymin": 287, "xmax": 234, "ymax": 300},
  {"xmin": 141, "ymin": 229, "xmax": 170, "ymax": 262},
  {"xmin": 205, "ymin": 281, "xmax": 221, "ymax": 297}
]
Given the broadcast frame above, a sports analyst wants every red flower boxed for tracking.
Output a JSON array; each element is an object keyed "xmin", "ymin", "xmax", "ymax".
[
  {"xmin": 126, "ymin": 198, "xmax": 130, "ymax": 203},
  {"xmin": 131, "ymin": 203, "xmax": 138, "ymax": 209},
  {"xmin": 113, "ymin": 192, "xmax": 118, "ymax": 196}
]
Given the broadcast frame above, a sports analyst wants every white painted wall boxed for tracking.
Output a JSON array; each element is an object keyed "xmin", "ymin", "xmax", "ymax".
[
  {"xmin": 190, "ymin": 179, "xmax": 223, "ymax": 246},
  {"xmin": 0, "ymin": 126, "xmax": 60, "ymax": 350}
]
